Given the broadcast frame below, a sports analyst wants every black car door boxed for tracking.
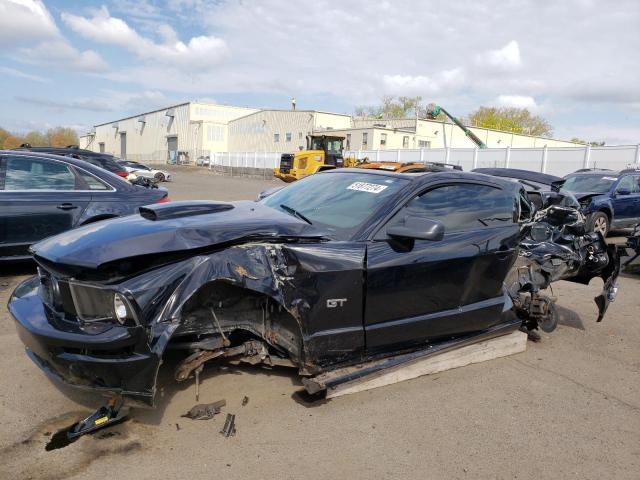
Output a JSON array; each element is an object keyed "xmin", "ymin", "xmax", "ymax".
[
  {"xmin": 0, "ymin": 155, "xmax": 91, "ymax": 259},
  {"xmin": 364, "ymin": 181, "xmax": 520, "ymax": 351}
]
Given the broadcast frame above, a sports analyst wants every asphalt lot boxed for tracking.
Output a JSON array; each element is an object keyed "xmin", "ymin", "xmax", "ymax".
[{"xmin": 1, "ymin": 166, "xmax": 638, "ymax": 480}]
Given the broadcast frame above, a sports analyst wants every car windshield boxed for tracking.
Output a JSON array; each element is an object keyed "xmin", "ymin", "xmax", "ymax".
[
  {"xmin": 563, "ymin": 174, "xmax": 617, "ymax": 193},
  {"xmin": 262, "ymin": 172, "xmax": 410, "ymax": 239}
]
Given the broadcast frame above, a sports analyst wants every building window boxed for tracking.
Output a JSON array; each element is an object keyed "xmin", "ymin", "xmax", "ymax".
[
  {"xmin": 418, "ymin": 140, "xmax": 431, "ymax": 148},
  {"xmin": 285, "ymin": 132, "xmax": 292, "ymax": 142},
  {"xmin": 403, "ymin": 136, "xmax": 409, "ymax": 148},
  {"xmin": 274, "ymin": 133, "xmax": 280, "ymax": 143},
  {"xmin": 380, "ymin": 133, "xmax": 387, "ymax": 147},
  {"xmin": 299, "ymin": 132, "xmax": 303, "ymax": 139},
  {"xmin": 346, "ymin": 133, "xmax": 351, "ymax": 150},
  {"xmin": 362, "ymin": 132, "xmax": 368, "ymax": 148}
]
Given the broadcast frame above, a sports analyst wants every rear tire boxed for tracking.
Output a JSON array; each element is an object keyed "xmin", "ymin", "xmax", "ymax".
[{"xmin": 588, "ymin": 212, "xmax": 609, "ymax": 236}]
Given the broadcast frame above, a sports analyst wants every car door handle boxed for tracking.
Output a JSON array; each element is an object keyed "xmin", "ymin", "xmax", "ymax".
[{"xmin": 57, "ymin": 203, "xmax": 78, "ymax": 210}]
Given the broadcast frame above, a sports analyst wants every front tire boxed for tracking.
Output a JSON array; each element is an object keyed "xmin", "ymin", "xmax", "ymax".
[
  {"xmin": 588, "ymin": 212, "xmax": 610, "ymax": 236},
  {"xmin": 154, "ymin": 172, "xmax": 165, "ymax": 182}
]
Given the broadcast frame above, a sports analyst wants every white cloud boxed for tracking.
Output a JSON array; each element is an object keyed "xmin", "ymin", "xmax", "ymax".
[
  {"xmin": 0, "ymin": 0, "xmax": 57, "ymax": 46},
  {"xmin": 555, "ymin": 124, "xmax": 640, "ymax": 146},
  {"xmin": 495, "ymin": 95, "xmax": 538, "ymax": 110},
  {"xmin": 382, "ymin": 68, "xmax": 465, "ymax": 96},
  {"xmin": 0, "ymin": 0, "xmax": 107, "ymax": 73},
  {"xmin": 61, "ymin": 6, "xmax": 228, "ymax": 70},
  {"xmin": 382, "ymin": 75, "xmax": 440, "ymax": 95},
  {"xmin": 15, "ymin": 89, "xmax": 169, "ymax": 113},
  {"xmin": 0, "ymin": 66, "xmax": 48, "ymax": 82},
  {"xmin": 478, "ymin": 40, "xmax": 522, "ymax": 70},
  {"xmin": 19, "ymin": 39, "xmax": 108, "ymax": 73}
]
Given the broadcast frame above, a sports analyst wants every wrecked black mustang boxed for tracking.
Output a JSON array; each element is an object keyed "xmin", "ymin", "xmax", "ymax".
[{"xmin": 8, "ymin": 169, "xmax": 620, "ymax": 406}]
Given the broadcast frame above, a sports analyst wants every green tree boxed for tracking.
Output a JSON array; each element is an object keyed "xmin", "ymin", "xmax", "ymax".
[
  {"xmin": 46, "ymin": 127, "xmax": 79, "ymax": 147},
  {"xmin": 24, "ymin": 130, "xmax": 49, "ymax": 146},
  {"xmin": 570, "ymin": 137, "xmax": 605, "ymax": 146},
  {"xmin": 468, "ymin": 107, "xmax": 553, "ymax": 136},
  {"xmin": 355, "ymin": 95, "xmax": 424, "ymax": 119}
]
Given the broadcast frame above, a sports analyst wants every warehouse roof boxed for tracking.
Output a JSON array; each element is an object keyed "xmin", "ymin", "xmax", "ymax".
[{"xmin": 93, "ymin": 101, "xmax": 257, "ymax": 128}]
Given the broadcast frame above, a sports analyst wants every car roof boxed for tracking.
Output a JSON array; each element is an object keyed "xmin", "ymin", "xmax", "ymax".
[
  {"xmin": 15, "ymin": 146, "xmax": 113, "ymax": 158},
  {"xmin": 472, "ymin": 167, "xmax": 561, "ymax": 185},
  {"xmin": 566, "ymin": 169, "xmax": 621, "ymax": 176},
  {"xmin": 1, "ymin": 149, "xmax": 132, "ymax": 187},
  {"xmin": 323, "ymin": 167, "xmax": 518, "ymax": 189}
]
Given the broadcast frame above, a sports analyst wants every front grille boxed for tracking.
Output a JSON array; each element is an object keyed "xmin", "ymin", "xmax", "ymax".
[{"xmin": 280, "ymin": 154, "xmax": 293, "ymax": 173}]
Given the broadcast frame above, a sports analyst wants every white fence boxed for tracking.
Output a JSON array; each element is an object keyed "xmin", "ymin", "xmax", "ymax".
[
  {"xmin": 207, "ymin": 151, "xmax": 282, "ymax": 170},
  {"xmin": 345, "ymin": 144, "xmax": 640, "ymax": 177}
]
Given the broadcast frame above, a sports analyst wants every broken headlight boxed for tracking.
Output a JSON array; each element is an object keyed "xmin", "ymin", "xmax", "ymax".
[{"xmin": 69, "ymin": 283, "xmax": 137, "ymax": 325}]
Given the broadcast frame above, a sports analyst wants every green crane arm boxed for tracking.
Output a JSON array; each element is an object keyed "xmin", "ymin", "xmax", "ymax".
[{"xmin": 427, "ymin": 105, "xmax": 487, "ymax": 149}]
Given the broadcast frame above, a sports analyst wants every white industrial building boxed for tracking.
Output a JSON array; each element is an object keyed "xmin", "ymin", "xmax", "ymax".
[
  {"xmin": 81, "ymin": 102, "xmax": 259, "ymax": 163},
  {"xmin": 80, "ymin": 101, "xmax": 580, "ymax": 162}
]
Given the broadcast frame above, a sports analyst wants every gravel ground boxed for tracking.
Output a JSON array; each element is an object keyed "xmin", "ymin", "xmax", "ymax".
[{"xmin": 1, "ymin": 167, "xmax": 638, "ymax": 480}]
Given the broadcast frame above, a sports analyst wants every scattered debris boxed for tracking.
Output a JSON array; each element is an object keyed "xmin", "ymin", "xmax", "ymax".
[
  {"xmin": 241, "ymin": 396, "xmax": 249, "ymax": 406},
  {"xmin": 221, "ymin": 414, "xmax": 236, "ymax": 437},
  {"xmin": 66, "ymin": 396, "xmax": 129, "ymax": 441},
  {"xmin": 181, "ymin": 399, "xmax": 226, "ymax": 420},
  {"xmin": 175, "ymin": 423, "xmax": 181, "ymax": 431}
]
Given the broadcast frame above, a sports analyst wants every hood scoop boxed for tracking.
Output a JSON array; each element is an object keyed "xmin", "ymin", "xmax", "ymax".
[{"xmin": 139, "ymin": 201, "xmax": 234, "ymax": 221}]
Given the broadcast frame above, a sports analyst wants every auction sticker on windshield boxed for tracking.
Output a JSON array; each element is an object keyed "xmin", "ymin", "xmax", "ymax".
[{"xmin": 347, "ymin": 182, "xmax": 388, "ymax": 193}]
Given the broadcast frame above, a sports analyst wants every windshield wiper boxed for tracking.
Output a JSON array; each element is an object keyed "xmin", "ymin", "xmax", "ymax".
[{"xmin": 280, "ymin": 204, "xmax": 313, "ymax": 225}]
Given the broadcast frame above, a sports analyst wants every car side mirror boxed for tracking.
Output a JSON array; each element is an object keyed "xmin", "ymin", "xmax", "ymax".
[
  {"xmin": 387, "ymin": 216, "xmax": 445, "ymax": 241},
  {"xmin": 616, "ymin": 188, "xmax": 631, "ymax": 196}
]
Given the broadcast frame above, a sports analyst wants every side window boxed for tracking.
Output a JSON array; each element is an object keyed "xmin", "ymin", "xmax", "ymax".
[
  {"xmin": 616, "ymin": 176, "xmax": 638, "ymax": 193},
  {"xmin": 389, "ymin": 183, "xmax": 515, "ymax": 233},
  {"xmin": 5, "ymin": 157, "xmax": 76, "ymax": 190},
  {"xmin": 76, "ymin": 170, "xmax": 110, "ymax": 190}
]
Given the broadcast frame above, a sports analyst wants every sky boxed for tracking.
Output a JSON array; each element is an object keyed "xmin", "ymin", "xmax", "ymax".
[{"xmin": 0, "ymin": 0, "xmax": 639, "ymax": 144}]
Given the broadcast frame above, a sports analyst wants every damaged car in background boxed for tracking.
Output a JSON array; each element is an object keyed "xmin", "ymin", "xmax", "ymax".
[{"xmin": 9, "ymin": 168, "xmax": 621, "ymax": 414}]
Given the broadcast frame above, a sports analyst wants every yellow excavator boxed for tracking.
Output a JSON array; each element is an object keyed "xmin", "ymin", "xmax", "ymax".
[{"xmin": 274, "ymin": 134, "xmax": 358, "ymax": 183}]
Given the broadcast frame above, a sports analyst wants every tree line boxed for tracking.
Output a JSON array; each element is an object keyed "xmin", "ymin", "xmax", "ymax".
[
  {"xmin": 0, "ymin": 127, "xmax": 79, "ymax": 150},
  {"xmin": 355, "ymin": 96, "xmax": 604, "ymax": 145}
]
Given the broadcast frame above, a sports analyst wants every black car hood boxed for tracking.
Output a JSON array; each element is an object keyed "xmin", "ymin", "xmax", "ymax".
[{"xmin": 31, "ymin": 201, "xmax": 326, "ymax": 270}]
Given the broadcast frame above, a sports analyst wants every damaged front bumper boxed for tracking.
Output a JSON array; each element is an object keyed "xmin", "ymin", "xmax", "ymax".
[{"xmin": 8, "ymin": 276, "xmax": 159, "ymax": 406}]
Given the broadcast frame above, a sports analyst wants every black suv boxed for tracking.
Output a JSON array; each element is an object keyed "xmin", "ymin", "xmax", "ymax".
[{"xmin": 16, "ymin": 145, "xmax": 129, "ymax": 179}]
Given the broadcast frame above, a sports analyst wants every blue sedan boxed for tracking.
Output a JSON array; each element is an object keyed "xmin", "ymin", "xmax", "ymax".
[{"xmin": 0, "ymin": 150, "xmax": 169, "ymax": 261}]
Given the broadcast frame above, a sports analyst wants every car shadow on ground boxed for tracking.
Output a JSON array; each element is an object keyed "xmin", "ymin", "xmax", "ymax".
[
  {"xmin": 556, "ymin": 305, "xmax": 585, "ymax": 330},
  {"xmin": 0, "ymin": 261, "xmax": 36, "ymax": 288}
]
